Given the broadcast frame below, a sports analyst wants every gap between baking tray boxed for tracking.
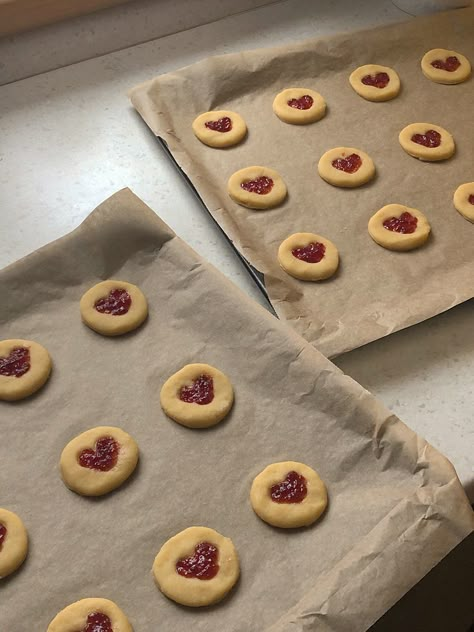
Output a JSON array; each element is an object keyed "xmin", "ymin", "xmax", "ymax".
[{"xmin": 156, "ymin": 135, "xmax": 277, "ymax": 316}]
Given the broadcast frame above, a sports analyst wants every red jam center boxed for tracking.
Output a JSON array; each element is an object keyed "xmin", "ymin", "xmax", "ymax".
[
  {"xmin": 361, "ymin": 72, "xmax": 390, "ymax": 88},
  {"xmin": 468, "ymin": 194, "xmax": 474, "ymax": 205},
  {"xmin": 179, "ymin": 374, "xmax": 214, "ymax": 405},
  {"xmin": 431, "ymin": 56, "xmax": 460, "ymax": 72},
  {"xmin": 204, "ymin": 117, "xmax": 232, "ymax": 133},
  {"xmin": 176, "ymin": 541, "xmax": 219, "ymax": 580},
  {"xmin": 411, "ymin": 130, "xmax": 441, "ymax": 148},
  {"xmin": 0, "ymin": 523, "xmax": 6, "ymax": 550},
  {"xmin": 287, "ymin": 95, "xmax": 314, "ymax": 110},
  {"xmin": 80, "ymin": 612, "xmax": 113, "ymax": 632},
  {"xmin": 271, "ymin": 471, "xmax": 308, "ymax": 503},
  {"xmin": 332, "ymin": 153, "xmax": 362, "ymax": 173},
  {"xmin": 383, "ymin": 211, "xmax": 418, "ymax": 234},
  {"xmin": 78, "ymin": 436, "xmax": 119, "ymax": 471},
  {"xmin": 241, "ymin": 176, "xmax": 274, "ymax": 195},
  {"xmin": 291, "ymin": 242, "xmax": 326, "ymax": 263},
  {"xmin": 94, "ymin": 289, "xmax": 132, "ymax": 316},
  {"xmin": 0, "ymin": 346, "xmax": 31, "ymax": 378}
]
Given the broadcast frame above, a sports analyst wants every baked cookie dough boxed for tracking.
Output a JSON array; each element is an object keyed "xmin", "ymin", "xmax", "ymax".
[
  {"xmin": 368, "ymin": 204, "xmax": 431, "ymax": 251},
  {"xmin": 80, "ymin": 280, "xmax": 148, "ymax": 336},
  {"xmin": 250, "ymin": 461, "xmax": 328, "ymax": 529},
  {"xmin": 47, "ymin": 598, "xmax": 133, "ymax": 632},
  {"xmin": 349, "ymin": 64, "xmax": 401, "ymax": 101},
  {"xmin": 160, "ymin": 363, "xmax": 233, "ymax": 429},
  {"xmin": 0, "ymin": 508, "xmax": 28, "ymax": 579},
  {"xmin": 228, "ymin": 166, "xmax": 287, "ymax": 209},
  {"xmin": 399, "ymin": 123, "xmax": 455, "ymax": 161},
  {"xmin": 318, "ymin": 147, "xmax": 375, "ymax": 187},
  {"xmin": 421, "ymin": 48, "xmax": 471, "ymax": 84},
  {"xmin": 272, "ymin": 88, "xmax": 326, "ymax": 124},
  {"xmin": 0, "ymin": 339, "xmax": 51, "ymax": 401},
  {"xmin": 153, "ymin": 526, "xmax": 239, "ymax": 607},
  {"xmin": 278, "ymin": 232, "xmax": 339, "ymax": 281},
  {"xmin": 453, "ymin": 182, "xmax": 474, "ymax": 223},
  {"xmin": 60, "ymin": 426, "xmax": 139, "ymax": 496},
  {"xmin": 192, "ymin": 110, "xmax": 247, "ymax": 148}
]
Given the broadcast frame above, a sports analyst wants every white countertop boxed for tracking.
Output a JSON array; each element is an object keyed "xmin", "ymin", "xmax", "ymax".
[{"xmin": 0, "ymin": 0, "xmax": 472, "ymax": 500}]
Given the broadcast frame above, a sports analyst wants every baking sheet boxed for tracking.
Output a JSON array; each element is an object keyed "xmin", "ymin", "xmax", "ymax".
[
  {"xmin": 129, "ymin": 7, "xmax": 474, "ymax": 358},
  {"xmin": 0, "ymin": 189, "xmax": 472, "ymax": 632}
]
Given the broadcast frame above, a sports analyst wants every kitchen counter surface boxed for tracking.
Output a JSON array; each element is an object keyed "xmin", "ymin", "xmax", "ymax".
[{"xmin": 0, "ymin": 0, "xmax": 472, "ymax": 499}]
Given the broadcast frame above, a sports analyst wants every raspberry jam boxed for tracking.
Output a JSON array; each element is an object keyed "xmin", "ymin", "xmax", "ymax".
[
  {"xmin": 205, "ymin": 117, "xmax": 232, "ymax": 133},
  {"xmin": 271, "ymin": 471, "xmax": 308, "ymax": 503},
  {"xmin": 0, "ymin": 523, "xmax": 6, "ymax": 550},
  {"xmin": 383, "ymin": 211, "xmax": 418, "ymax": 234},
  {"xmin": 94, "ymin": 289, "xmax": 131, "ymax": 316},
  {"xmin": 241, "ymin": 176, "xmax": 274, "ymax": 195},
  {"xmin": 468, "ymin": 194, "xmax": 474, "ymax": 205},
  {"xmin": 411, "ymin": 130, "xmax": 441, "ymax": 148},
  {"xmin": 361, "ymin": 72, "xmax": 390, "ymax": 88},
  {"xmin": 431, "ymin": 56, "xmax": 460, "ymax": 72},
  {"xmin": 292, "ymin": 242, "xmax": 326, "ymax": 263},
  {"xmin": 176, "ymin": 541, "xmax": 219, "ymax": 580},
  {"xmin": 332, "ymin": 153, "xmax": 362, "ymax": 174},
  {"xmin": 179, "ymin": 374, "xmax": 214, "ymax": 405},
  {"xmin": 287, "ymin": 95, "xmax": 314, "ymax": 110},
  {"xmin": 81, "ymin": 612, "xmax": 113, "ymax": 632},
  {"xmin": 0, "ymin": 347, "xmax": 31, "ymax": 378},
  {"xmin": 78, "ymin": 436, "xmax": 119, "ymax": 471}
]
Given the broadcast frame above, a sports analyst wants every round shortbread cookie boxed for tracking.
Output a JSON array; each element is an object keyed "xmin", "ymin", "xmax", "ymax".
[
  {"xmin": 160, "ymin": 363, "xmax": 233, "ymax": 429},
  {"xmin": 47, "ymin": 598, "xmax": 133, "ymax": 632},
  {"xmin": 250, "ymin": 461, "xmax": 328, "ymax": 528},
  {"xmin": 368, "ymin": 204, "xmax": 431, "ymax": 251},
  {"xmin": 398, "ymin": 123, "xmax": 455, "ymax": 161},
  {"xmin": 278, "ymin": 232, "xmax": 339, "ymax": 281},
  {"xmin": 228, "ymin": 166, "xmax": 287, "ymax": 209},
  {"xmin": 453, "ymin": 182, "xmax": 474, "ymax": 223},
  {"xmin": 192, "ymin": 110, "xmax": 247, "ymax": 148},
  {"xmin": 272, "ymin": 88, "xmax": 326, "ymax": 124},
  {"xmin": 80, "ymin": 280, "xmax": 148, "ymax": 336},
  {"xmin": 421, "ymin": 48, "xmax": 471, "ymax": 84},
  {"xmin": 153, "ymin": 526, "xmax": 240, "ymax": 607},
  {"xmin": 349, "ymin": 64, "xmax": 400, "ymax": 101},
  {"xmin": 318, "ymin": 147, "xmax": 375, "ymax": 188},
  {"xmin": 0, "ymin": 508, "xmax": 28, "ymax": 579},
  {"xmin": 60, "ymin": 426, "xmax": 139, "ymax": 496},
  {"xmin": 0, "ymin": 339, "xmax": 51, "ymax": 401}
]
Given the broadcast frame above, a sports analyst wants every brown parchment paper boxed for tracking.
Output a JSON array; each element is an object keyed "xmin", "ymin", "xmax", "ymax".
[
  {"xmin": 129, "ymin": 7, "xmax": 474, "ymax": 358},
  {"xmin": 0, "ymin": 189, "xmax": 472, "ymax": 632}
]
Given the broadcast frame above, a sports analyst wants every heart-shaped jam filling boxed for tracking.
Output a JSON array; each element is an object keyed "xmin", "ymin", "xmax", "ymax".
[
  {"xmin": 431, "ymin": 56, "xmax": 460, "ymax": 72},
  {"xmin": 361, "ymin": 72, "xmax": 390, "ymax": 88},
  {"xmin": 0, "ymin": 523, "xmax": 6, "ymax": 550},
  {"xmin": 179, "ymin": 374, "xmax": 214, "ymax": 405},
  {"xmin": 411, "ymin": 130, "xmax": 441, "ymax": 148},
  {"xmin": 79, "ymin": 612, "xmax": 113, "ymax": 632},
  {"xmin": 332, "ymin": 153, "xmax": 362, "ymax": 174},
  {"xmin": 205, "ymin": 117, "xmax": 232, "ymax": 133},
  {"xmin": 176, "ymin": 541, "xmax": 219, "ymax": 580},
  {"xmin": 287, "ymin": 95, "xmax": 314, "ymax": 110},
  {"xmin": 271, "ymin": 471, "xmax": 308, "ymax": 503},
  {"xmin": 94, "ymin": 289, "xmax": 131, "ymax": 316},
  {"xmin": 468, "ymin": 194, "xmax": 474, "ymax": 205},
  {"xmin": 383, "ymin": 211, "xmax": 418, "ymax": 234},
  {"xmin": 292, "ymin": 242, "xmax": 326, "ymax": 263},
  {"xmin": 241, "ymin": 176, "xmax": 274, "ymax": 195},
  {"xmin": 78, "ymin": 436, "xmax": 119, "ymax": 471},
  {"xmin": 0, "ymin": 347, "xmax": 31, "ymax": 378}
]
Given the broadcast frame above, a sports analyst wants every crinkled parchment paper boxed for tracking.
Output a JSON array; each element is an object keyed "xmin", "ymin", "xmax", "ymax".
[
  {"xmin": 130, "ymin": 7, "xmax": 474, "ymax": 358},
  {"xmin": 0, "ymin": 189, "xmax": 472, "ymax": 632}
]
